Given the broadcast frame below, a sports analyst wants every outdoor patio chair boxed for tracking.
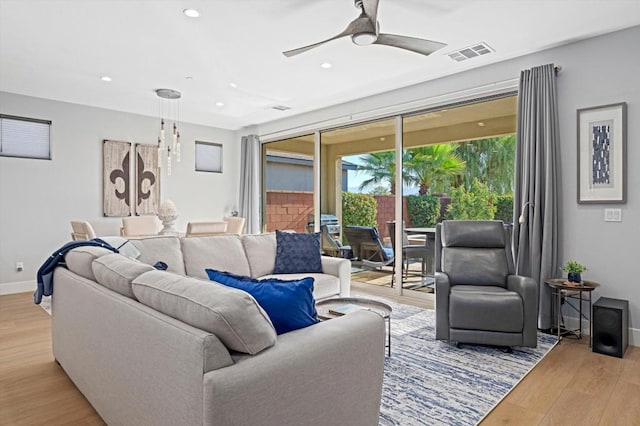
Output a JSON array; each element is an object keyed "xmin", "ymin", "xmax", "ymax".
[
  {"xmin": 321, "ymin": 225, "xmax": 353, "ymax": 258},
  {"xmin": 386, "ymin": 221, "xmax": 433, "ymax": 288},
  {"xmin": 343, "ymin": 226, "xmax": 394, "ymax": 268}
]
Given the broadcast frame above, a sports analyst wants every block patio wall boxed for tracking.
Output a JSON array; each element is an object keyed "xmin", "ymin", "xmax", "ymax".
[{"xmin": 265, "ymin": 191, "xmax": 411, "ymax": 237}]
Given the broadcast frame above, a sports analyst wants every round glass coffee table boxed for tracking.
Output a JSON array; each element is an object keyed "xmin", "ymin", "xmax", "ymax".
[{"xmin": 316, "ymin": 297, "xmax": 392, "ymax": 356}]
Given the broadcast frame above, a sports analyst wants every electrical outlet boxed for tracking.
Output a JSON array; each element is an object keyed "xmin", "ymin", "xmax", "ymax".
[
  {"xmin": 604, "ymin": 208, "xmax": 622, "ymax": 222},
  {"xmin": 16, "ymin": 261, "xmax": 24, "ymax": 272}
]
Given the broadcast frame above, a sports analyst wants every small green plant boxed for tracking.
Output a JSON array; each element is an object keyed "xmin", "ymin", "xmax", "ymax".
[
  {"xmin": 493, "ymin": 194, "xmax": 514, "ymax": 223},
  {"xmin": 446, "ymin": 179, "xmax": 496, "ymax": 220},
  {"xmin": 342, "ymin": 192, "xmax": 378, "ymax": 243},
  {"xmin": 407, "ymin": 195, "xmax": 441, "ymax": 227},
  {"xmin": 560, "ymin": 260, "xmax": 587, "ymax": 274}
]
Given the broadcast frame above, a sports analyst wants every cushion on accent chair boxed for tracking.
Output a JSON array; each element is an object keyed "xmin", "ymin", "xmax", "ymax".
[
  {"xmin": 206, "ymin": 269, "xmax": 319, "ymax": 335},
  {"xmin": 273, "ymin": 230, "xmax": 322, "ymax": 274}
]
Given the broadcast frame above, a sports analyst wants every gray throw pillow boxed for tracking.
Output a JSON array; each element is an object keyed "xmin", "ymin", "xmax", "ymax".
[
  {"xmin": 92, "ymin": 253, "xmax": 155, "ymax": 299},
  {"xmin": 132, "ymin": 271, "xmax": 277, "ymax": 355}
]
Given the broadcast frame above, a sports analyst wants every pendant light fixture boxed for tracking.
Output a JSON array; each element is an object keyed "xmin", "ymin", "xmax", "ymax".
[{"xmin": 156, "ymin": 88, "xmax": 181, "ymax": 176}]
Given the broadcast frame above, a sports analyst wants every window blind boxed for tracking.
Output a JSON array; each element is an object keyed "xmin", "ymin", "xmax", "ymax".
[{"xmin": 0, "ymin": 114, "xmax": 51, "ymax": 159}]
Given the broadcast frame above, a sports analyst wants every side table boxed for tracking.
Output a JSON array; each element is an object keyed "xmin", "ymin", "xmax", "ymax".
[
  {"xmin": 316, "ymin": 297, "xmax": 392, "ymax": 356},
  {"xmin": 544, "ymin": 278, "xmax": 599, "ymax": 346}
]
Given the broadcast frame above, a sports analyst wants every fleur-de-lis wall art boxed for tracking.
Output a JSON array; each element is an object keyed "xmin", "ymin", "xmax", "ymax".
[
  {"xmin": 135, "ymin": 144, "xmax": 160, "ymax": 215},
  {"xmin": 103, "ymin": 140, "xmax": 132, "ymax": 216}
]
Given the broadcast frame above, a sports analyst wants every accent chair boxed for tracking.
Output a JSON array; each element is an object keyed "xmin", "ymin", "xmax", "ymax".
[
  {"xmin": 121, "ymin": 216, "xmax": 159, "ymax": 237},
  {"xmin": 435, "ymin": 220, "xmax": 538, "ymax": 348},
  {"xmin": 70, "ymin": 220, "xmax": 97, "ymax": 240},
  {"xmin": 185, "ymin": 221, "xmax": 228, "ymax": 237}
]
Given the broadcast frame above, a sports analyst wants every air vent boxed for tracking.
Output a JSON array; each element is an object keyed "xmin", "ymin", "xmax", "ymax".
[
  {"xmin": 448, "ymin": 42, "xmax": 493, "ymax": 62},
  {"xmin": 270, "ymin": 105, "xmax": 292, "ymax": 111}
]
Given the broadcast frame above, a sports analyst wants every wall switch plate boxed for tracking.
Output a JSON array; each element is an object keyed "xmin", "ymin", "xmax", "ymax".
[
  {"xmin": 604, "ymin": 208, "xmax": 622, "ymax": 222},
  {"xmin": 16, "ymin": 261, "xmax": 24, "ymax": 271}
]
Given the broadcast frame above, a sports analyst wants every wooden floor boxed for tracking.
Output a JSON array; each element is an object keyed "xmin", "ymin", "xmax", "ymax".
[{"xmin": 1, "ymin": 291, "xmax": 639, "ymax": 425}]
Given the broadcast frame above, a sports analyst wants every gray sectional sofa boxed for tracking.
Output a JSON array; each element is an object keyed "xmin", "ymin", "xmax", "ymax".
[{"xmin": 52, "ymin": 233, "xmax": 386, "ymax": 426}]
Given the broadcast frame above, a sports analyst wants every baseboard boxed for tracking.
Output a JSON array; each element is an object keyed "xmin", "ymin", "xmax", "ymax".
[
  {"xmin": 0, "ymin": 280, "xmax": 36, "ymax": 295},
  {"xmin": 563, "ymin": 314, "xmax": 639, "ymax": 347}
]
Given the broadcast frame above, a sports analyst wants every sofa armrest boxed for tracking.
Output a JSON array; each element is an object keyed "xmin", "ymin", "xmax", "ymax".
[
  {"xmin": 203, "ymin": 310, "xmax": 384, "ymax": 426},
  {"xmin": 435, "ymin": 271, "xmax": 451, "ymax": 340},
  {"xmin": 508, "ymin": 275, "xmax": 539, "ymax": 347},
  {"xmin": 321, "ymin": 255, "xmax": 351, "ymax": 297}
]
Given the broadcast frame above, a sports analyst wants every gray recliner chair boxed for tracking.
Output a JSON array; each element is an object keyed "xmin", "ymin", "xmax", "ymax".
[{"xmin": 435, "ymin": 220, "xmax": 538, "ymax": 348}]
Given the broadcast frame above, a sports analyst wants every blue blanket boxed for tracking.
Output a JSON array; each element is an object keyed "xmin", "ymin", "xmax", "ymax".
[{"xmin": 34, "ymin": 239, "xmax": 118, "ymax": 304}]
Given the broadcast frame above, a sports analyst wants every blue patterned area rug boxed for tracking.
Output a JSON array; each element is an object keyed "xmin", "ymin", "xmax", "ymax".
[{"xmin": 376, "ymin": 298, "xmax": 557, "ymax": 426}]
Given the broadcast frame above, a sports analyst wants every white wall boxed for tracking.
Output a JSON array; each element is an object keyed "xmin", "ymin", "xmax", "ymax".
[
  {"xmin": 255, "ymin": 26, "xmax": 640, "ymax": 340},
  {"xmin": 0, "ymin": 92, "xmax": 239, "ymax": 289}
]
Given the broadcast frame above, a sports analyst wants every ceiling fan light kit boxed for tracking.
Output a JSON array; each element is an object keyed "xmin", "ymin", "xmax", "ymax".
[{"xmin": 283, "ymin": 0, "xmax": 446, "ymax": 57}]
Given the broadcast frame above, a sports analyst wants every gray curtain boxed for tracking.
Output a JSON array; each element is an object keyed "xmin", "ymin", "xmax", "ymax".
[
  {"xmin": 239, "ymin": 134, "xmax": 261, "ymax": 234},
  {"xmin": 512, "ymin": 64, "xmax": 560, "ymax": 330}
]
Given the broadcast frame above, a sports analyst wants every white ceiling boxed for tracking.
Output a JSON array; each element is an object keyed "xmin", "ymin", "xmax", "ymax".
[{"xmin": 1, "ymin": 0, "xmax": 639, "ymax": 130}]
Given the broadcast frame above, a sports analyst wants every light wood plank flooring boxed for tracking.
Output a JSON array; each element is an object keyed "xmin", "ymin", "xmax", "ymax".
[{"xmin": 1, "ymin": 291, "xmax": 638, "ymax": 425}]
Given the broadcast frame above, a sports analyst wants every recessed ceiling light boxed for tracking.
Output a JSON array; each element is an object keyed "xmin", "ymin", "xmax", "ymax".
[
  {"xmin": 183, "ymin": 8, "xmax": 200, "ymax": 18},
  {"xmin": 229, "ymin": 82, "xmax": 238, "ymax": 88},
  {"xmin": 320, "ymin": 62, "xmax": 332, "ymax": 69},
  {"xmin": 215, "ymin": 102, "xmax": 224, "ymax": 107},
  {"xmin": 380, "ymin": 137, "xmax": 385, "ymax": 141},
  {"xmin": 100, "ymin": 76, "xmax": 112, "ymax": 82},
  {"xmin": 477, "ymin": 122, "xmax": 485, "ymax": 127}
]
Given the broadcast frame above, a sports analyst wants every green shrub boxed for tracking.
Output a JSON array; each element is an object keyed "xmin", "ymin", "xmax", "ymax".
[
  {"xmin": 407, "ymin": 195, "xmax": 441, "ymax": 227},
  {"xmin": 446, "ymin": 179, "xmax": 496, "ymax": 220},
  {"xmin": 342, "ymin": 191, "xmax": 378, "ymax": 227},
  {"xmin": 493, "ymin": 194, "xmax": 514, "ymax": 223}
]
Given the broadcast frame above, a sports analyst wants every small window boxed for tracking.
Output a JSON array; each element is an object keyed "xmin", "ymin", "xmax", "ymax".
[
  {"xmin": 195, "ymin": 141, "xmax": 222, "ymax": 173},
  {"xmin": 0, "ymin": 114, "xmax": 52, "ymax": 159}
]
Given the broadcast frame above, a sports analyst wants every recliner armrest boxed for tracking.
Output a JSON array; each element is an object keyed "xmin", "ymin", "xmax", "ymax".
[
  {"xmin": 435, "ymin": 272, "xmax": 451, "ymax": 340},
  {"xmin": 507, "ymin": 275, "xmax": 539, "ymax": 347}
]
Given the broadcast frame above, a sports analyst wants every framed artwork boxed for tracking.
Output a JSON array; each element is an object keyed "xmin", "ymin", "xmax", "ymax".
[
  {"xmin": 577, "ymin": 102, "xmax": 627, "ymax": 204},
  {"xmin": 195, "ymin": 141, "xmax": 222, "ymax": 173},
  {"xmin": 135, "ymin": 143, "xmax": 160, "ymax": 215},
  {"xmin": 103, "ymin": 140, "xmax": 132, "ymax": 216}
]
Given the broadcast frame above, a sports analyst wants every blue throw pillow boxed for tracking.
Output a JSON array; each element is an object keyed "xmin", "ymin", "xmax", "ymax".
[
  {"xmin": 273, "ymin": 230, "xmax": 323, "ymax": 274},
  {"xmin": 205, "ymin": 269, "xmax": 319, "ymax": 335}
]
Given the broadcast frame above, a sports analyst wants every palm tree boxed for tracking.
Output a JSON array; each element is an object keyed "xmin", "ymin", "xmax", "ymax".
[
  {"xmin": 454, "ymin": 136, "xmax": 515, "ymax": 194},
  {"xmin": 357, "ymin": 151, "xmax": 412, "ymax": 194},
  {"xmin": 405, "ymin": 145, "xmax": 466, "ymax": 195}
]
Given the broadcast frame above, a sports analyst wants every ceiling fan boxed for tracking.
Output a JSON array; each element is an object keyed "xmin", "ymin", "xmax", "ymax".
[{"xmin": 282, "ymin": 0, "xmax": 447, "ymax": 57}]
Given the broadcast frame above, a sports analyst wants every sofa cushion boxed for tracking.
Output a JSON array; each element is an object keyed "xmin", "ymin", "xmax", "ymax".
[
  {"xmin": 64, "ymin": 246, "xmax": 115, "ymax": 282},
  {"xmin": 206, "ymin": 269, "xmax": 319, "ymax": 335},
  {"xmin": 263, "ymin": 273, "xmax": 340, "ymax": 301},
  {"xmin": 273, "ymin": 230, "xmax": 322, "ymax": 274},
  {"xmin": 181, "ymin": 235, "xmax": 251, "ymax": 279},
  {"xmin": 132, "ymin": 271, "xmax": 276, "ymax": 355},
  {"xmin": 242, "ymin": 233, "xmax": 277, "ymax": 278},
  {"xmin": 129, "ymin": 236, "xmax": 186, "ymax": 275},
  {"xmin": 92, "ymin": 253, "xmax": 155, "ymax": 299}
]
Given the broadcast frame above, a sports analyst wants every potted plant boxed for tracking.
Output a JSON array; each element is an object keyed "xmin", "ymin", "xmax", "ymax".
[{"xmin": 560, "ymin": 260, "xmax": 587, "ymax": 283}]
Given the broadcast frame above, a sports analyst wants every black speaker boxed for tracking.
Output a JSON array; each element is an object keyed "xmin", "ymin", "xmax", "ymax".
[{"xmin": 592, "ymin": 297, "xmax": 628, "ymax": 358}]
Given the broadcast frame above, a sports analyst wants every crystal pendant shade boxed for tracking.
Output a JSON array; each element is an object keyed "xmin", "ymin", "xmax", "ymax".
[{"xmin": 156, "ymin": 89, "xmax": 182, "ymax": 176}]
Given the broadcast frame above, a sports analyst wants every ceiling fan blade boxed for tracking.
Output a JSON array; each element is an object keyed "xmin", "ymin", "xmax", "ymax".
[
  {"xmin": 374, "ymin": 33, "xmax": 447, "ymax": 56},
  {"xmin": 283, "ymin": 20, "xmax": 359, "ymax": 57},
  {"xmin": 361, "ymin": 0, "xmax": 380, "ymax": 26}
]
